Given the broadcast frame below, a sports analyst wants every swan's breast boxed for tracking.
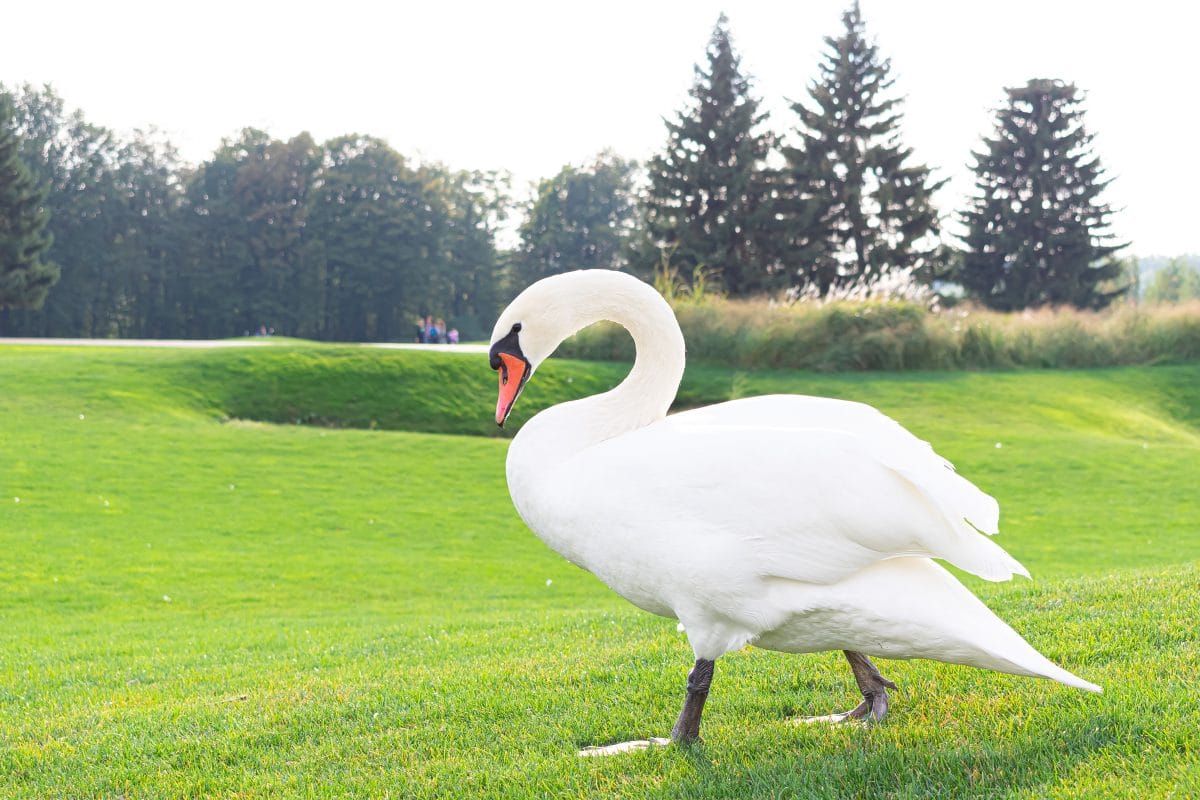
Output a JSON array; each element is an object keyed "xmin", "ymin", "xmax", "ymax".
[{"xmin": 509, "ymin": 467, "xmax": 683, "ymax": 618}]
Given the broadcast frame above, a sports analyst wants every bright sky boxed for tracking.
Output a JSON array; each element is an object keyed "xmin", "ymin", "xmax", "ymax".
[{"xmin": 4, "ymin": 0, "xmax": 1197, "ymax": 256}]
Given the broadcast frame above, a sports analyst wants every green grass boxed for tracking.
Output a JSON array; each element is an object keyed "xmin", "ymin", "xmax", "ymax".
[{"xmin": 1, "ymin": 343, "xmax": 1198, "ymax": 798}]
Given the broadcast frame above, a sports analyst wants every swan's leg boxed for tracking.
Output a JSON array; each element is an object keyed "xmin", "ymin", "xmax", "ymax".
[
  {"xmin": 844, "ymin": 650, "xmax": 897, "ymax": 721},
  {"xmin": 577, "ymin": 657, "xmax": 714, "ymax": 756},
  {"xmin": 671, "ymin": 657, "xmax": 715, "ymax": 743},
  {"xmin": 802, "ymin": 650, "xmax": 897, "ymax": 724}
]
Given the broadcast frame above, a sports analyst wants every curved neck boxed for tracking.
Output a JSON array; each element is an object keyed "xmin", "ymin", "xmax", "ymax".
[
  {"xmin": 520, "ymin": 271, "xmax": 686, "ymax": 452},
  {"xmin": 589, "ymin": 277, "xmax": 687, "ymax": 432}
]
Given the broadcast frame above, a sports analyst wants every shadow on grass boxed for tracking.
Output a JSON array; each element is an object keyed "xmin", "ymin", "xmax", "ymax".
[{"xmin": 650, "ymin": 708, "xmax": 1132, "ymax": 799}]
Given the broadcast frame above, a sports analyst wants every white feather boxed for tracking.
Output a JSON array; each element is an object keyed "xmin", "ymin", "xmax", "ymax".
[{"xmin": 493, "ymin": 270, "xmax": 1099, "ymax": 693}]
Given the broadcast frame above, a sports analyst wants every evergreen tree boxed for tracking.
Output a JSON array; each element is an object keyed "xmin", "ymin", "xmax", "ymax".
[
  {"xmin": 960, "ymin": 79, "xmax": 1126, "ymax": 310},
  {"xmin": 779, "ymin": 1, "xmax": 945, "ymax": 294},
  {"xmin": 0, "ymin": 92, "xmax": 57, "ymax": 309},
  {"xmin": 641, "ymin": 14, "xmax": 777, "ymax": 296},
  {"xmin": 515, "ymin": 152, "xmax": 637, "ymax": 286},
  {"xmin": 1, "ymin": 83, "xmax": 162, "ymax": 336}
]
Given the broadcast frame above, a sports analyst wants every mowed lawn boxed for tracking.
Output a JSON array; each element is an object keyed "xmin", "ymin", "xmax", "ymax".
[{"xmin": 1, "ymin": 343, "xmax": 1198, "ymax": 799}]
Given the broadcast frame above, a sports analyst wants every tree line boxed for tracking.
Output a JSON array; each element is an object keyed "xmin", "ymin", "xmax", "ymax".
[
  {"xmin": 0, "ymin": 93, "xmax": 507, "ymax": 340},
  {"xmin": 0, "ymin": 3, "xmax": 1134, "ymax": 341}
]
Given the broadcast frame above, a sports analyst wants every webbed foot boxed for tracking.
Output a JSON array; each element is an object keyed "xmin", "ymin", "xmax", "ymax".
[
  {"xmin": 578, "ymin": 657, "xmax": 716, "ymax": 756},
  {"xmin": 577, "ymin": 737, "xmax": 671, "ymax": 757},
  {"xmin": 801, "ymin": 650, "xmax": 897, "ymax": 724}
]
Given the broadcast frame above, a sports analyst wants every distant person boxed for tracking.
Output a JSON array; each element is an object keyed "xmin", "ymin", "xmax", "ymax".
[{"xmin": 447, "ymin": 328, "xmax": 459, "ymax": 344}]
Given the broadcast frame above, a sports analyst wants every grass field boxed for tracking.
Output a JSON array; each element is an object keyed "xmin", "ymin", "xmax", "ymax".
[{"xmin": 1, "ymin": 343, "xmax": 1198, "ymax": 798}]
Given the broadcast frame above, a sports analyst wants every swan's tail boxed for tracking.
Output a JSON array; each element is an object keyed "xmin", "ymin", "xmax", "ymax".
[
  {"xmin": 971, "ymin": 642, "xmax": 1102, "ymax": 692},
  {"xmin": 851, "ymin": 559, "xmax": 1102, "ymax": 693},
  {"xmin": 922, "ymin": 562, "xmax": 1102, "ymax": 692}
]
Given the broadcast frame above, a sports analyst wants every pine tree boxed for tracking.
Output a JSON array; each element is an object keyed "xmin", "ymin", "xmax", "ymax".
[
  {"xmin": 0, "ymin": 92, "xmax": 57, "ymax": 309},
  {"xmin": 960, "ymin": 79, "xmax": 1126, "ymax": 310},
  {"xmin": 779, "ymin": 1, "xmax": 945, "ymax": 293},
  {"xmin": 0, "ymin": 84, "xmax": 121, "ymax": 336},
  {"xmin": 641, "ymin": 14, "xmax": 778, "ymax": 296}
]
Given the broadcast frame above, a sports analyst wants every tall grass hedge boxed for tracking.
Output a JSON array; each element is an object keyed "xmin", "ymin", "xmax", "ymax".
[{"xmin": 556, "ymin": 298, "xmax": 1200, "ymax": 371}]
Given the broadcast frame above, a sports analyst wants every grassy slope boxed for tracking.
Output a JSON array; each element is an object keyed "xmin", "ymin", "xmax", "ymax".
[{"xmin": 1, "ymin": 344, "xmax": 1198, "ymax": 798}]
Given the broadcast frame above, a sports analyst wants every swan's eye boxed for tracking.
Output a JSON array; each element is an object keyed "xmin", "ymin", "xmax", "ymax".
[{"xmin": 512, "ymin": 323, "xmax": 522, "ymax": 333}]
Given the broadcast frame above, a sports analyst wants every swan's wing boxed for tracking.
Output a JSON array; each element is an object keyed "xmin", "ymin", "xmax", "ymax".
[
  {"xmin": 669, "ymin": 395, "xmax": 1000, "ymax": 536},
  {"xmin": 557, "ymin": 412, "xmax": 1025, "ymax": 586}
]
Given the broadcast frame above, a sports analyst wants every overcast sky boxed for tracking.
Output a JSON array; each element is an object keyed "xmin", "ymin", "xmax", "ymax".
[{"xmin": 3, "ymin": 0, "xmax": 1197, "ymax": 256}]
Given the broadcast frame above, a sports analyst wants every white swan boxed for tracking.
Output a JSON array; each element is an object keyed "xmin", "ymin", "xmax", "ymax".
[{"xmin": 488, "ymin": 269, "xmax": 1099, "ymax": 750}]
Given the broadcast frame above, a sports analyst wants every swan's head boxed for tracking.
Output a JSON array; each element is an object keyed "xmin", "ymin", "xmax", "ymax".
[
  {"xmin": 489, "ymin": 271, "xmax": 596, "ymax": 426},
  {"xmin": 489, "ymin": 319, "xmax": 532, "ymax": 427}
]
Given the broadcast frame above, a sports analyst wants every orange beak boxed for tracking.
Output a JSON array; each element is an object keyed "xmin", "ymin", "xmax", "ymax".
[{"xmin": 495, "ymin": 352, "xmax": 530, "ymax": 426}]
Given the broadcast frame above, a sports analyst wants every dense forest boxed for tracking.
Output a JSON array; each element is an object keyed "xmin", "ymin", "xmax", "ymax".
[
  {"xmin": 0, "ymin": 3, "xmax": 1167, "ymax": 342},
  {"xmin": 0, "ymin": 101, "xmax": 508, "ymax": 340}
]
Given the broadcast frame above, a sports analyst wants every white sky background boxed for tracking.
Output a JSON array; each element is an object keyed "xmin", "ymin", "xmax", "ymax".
[{"xmin": 3, "ymin": 0, "xmax": 1197, "ymax": 256}]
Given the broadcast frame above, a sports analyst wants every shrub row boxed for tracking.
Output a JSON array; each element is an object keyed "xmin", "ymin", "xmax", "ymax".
[{"xmin": 556, "ymin": 299, "xmax": 1200, "ymax": 371}]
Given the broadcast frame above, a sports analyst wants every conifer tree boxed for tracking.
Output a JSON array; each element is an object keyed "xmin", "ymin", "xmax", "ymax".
[
  {"xmin": 779, "ymin": 1, "xmax": 945, "ymax": 293},
  {"xmin": 960, "ymin": 79, "xmax": 1126, "ymax": 310},
  {"xmin": 641, "ymin": 14, "xmax": 778, "ymax": 296},
  {"xmin": 0, "ymin": 92, "xmax": 57, "ymax": 309}
]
